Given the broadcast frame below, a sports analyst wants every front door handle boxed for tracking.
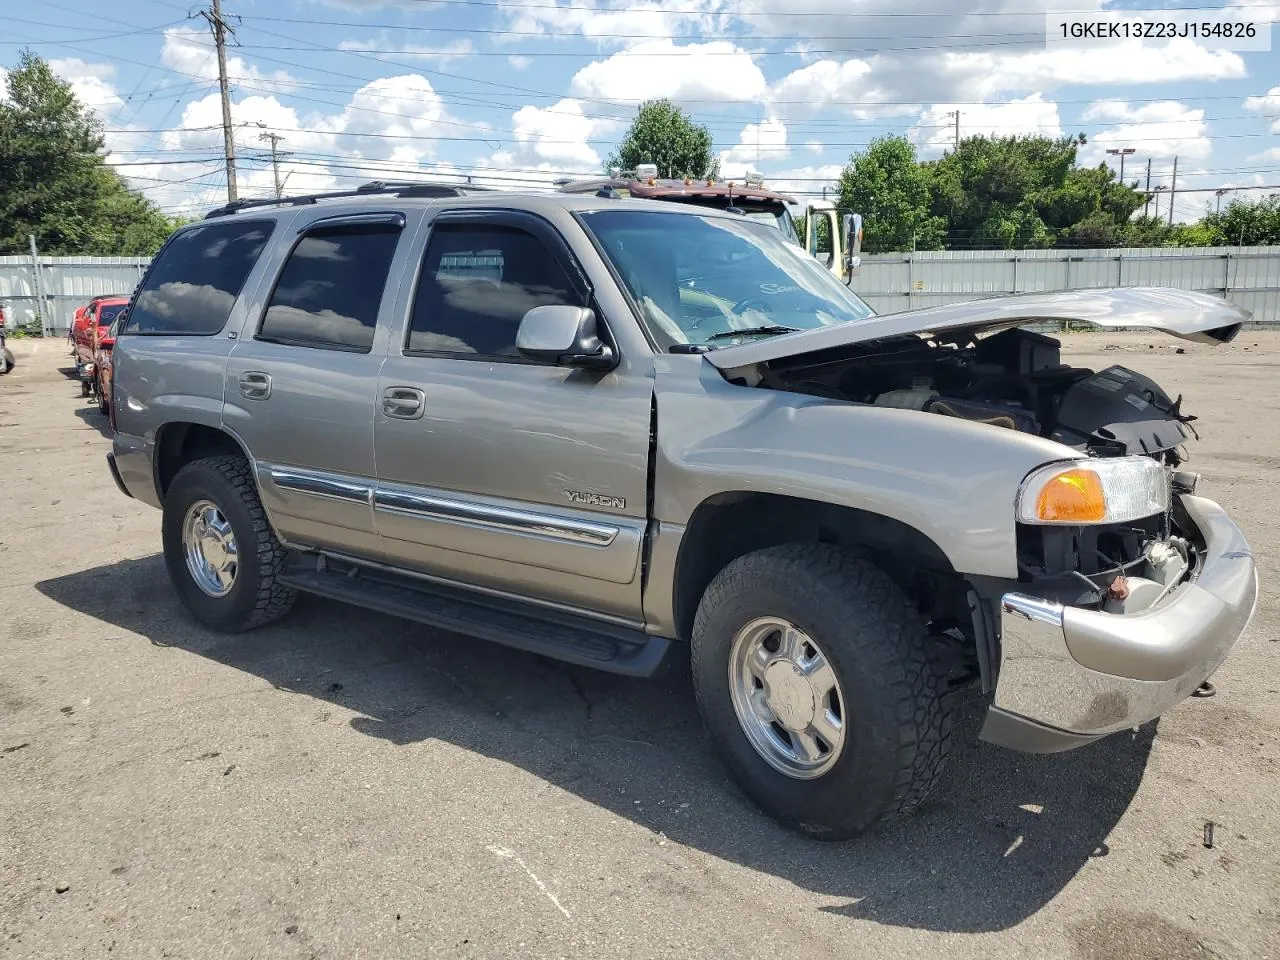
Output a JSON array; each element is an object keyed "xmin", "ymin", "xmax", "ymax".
[
  {"xmin": 239, "ymin": 371, "xmax": 271, "ymax": 400},
  {"xmin": 382, "ymin": 386, "xmax": 425, "ymax": 420}
]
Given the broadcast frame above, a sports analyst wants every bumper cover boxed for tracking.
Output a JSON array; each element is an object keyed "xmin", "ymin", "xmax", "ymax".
[{"xmin": 981, "ymin": 495, "xmax": 1258, "ymax": 752}]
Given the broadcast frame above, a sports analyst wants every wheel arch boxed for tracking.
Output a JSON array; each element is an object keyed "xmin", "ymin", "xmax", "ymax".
[
  {"xmin": 153, "ymin": 421, "xmax": 254, "ymax": 504},
  {"xmin": 670, "ymin": 491, "xmax": 963, "ymax": 646}
]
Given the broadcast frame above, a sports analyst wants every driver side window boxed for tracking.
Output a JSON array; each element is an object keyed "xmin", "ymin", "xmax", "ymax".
[{"xmin": 407, "ymin": 223, "xmax": 583, "ymax": 359}]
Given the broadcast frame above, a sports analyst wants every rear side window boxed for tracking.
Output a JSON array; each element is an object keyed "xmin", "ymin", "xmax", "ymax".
[
  {"xmin": 97, "ymin": 304, "xmax": 127, "ymax": 325},
  {"xmin": 407, "ymin": 223, "xmax": 582, "ymax": 358},
  {"xmin": 126, "ymin": 221, "xmax": 274, "ymax": 335},
  {"xmin": 258, "ymin": 223, "xmax": 402, "ymax": 353}
]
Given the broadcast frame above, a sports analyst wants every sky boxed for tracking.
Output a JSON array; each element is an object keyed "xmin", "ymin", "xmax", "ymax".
[{"xmin": 1, "ymin": 0, "xmax": 1278, "ymax": 226}]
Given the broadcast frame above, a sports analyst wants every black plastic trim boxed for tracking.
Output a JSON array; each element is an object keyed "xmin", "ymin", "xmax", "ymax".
[
  {"xmin": 979, "ymin": 706, "xmax": 1105, "ymax": 754},
  {"xmin": 106, "ymin": 453, "xmax": 132, "ymax": 500}
]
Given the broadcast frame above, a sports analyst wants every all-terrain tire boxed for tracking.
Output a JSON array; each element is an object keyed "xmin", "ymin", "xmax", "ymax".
[
  {"xmin": 162, "ymin": 455, "xmax": 296, "ymax": 632},
  {"xmin": 691, "ymin": 543, "xmax": 952, "ymax": 840},
  {"xmin": 0, "ymin": 347, "xmax": 12, "ymax": 374}
]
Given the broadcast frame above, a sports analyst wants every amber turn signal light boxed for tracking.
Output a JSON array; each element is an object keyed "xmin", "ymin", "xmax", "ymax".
[{"xmin": 1035, "ymin": 468, "xmax": 1106, "ymax": 523}]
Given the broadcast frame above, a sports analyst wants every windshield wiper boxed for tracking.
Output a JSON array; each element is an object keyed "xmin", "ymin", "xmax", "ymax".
[{"xmin": 703, "ymin": 324, "xmax": 799, "ymax": 342}]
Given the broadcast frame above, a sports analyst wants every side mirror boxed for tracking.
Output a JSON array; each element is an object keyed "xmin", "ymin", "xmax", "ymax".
[{"xmin": 516, "ymin": 305, "xmax": 616, "ymax": 370}]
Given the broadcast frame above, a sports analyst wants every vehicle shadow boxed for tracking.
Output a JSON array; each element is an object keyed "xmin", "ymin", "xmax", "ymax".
[
  {"xmin": 73, "ymin": 404, "xmax": 112, "ymax": 439},
  {"xmin": 37, "ymin": 556, "xmax": 1155, "ymax": 934}
]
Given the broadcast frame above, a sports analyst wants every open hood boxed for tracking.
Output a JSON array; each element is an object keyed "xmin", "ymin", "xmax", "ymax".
[{"xmin": 705, "ymin": 287, "xmax": 1248, "ymax": 370}]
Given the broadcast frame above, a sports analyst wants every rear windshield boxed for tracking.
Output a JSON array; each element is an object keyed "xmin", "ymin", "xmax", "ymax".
[{"xmin": 98, "ymin": 304, "xmax": 127, "ymax": 324}]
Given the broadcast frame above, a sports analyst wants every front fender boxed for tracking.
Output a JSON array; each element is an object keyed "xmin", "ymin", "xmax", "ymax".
[{"xmin": 653, "ymin": 357, "xmax": 1081, "ymax": 580}]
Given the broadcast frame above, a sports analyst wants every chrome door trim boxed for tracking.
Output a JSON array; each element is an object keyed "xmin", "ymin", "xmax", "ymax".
[
  {"xmin": 270, "ymin": 468, "xmax": 373, "ymax": 505},
  {"xmin": 317, "ymin": 549, "xmax": 647, "ymax": 631},
  {"xmin": 374, "ymin": 488, "xmax": 619, "ymax": 546}
]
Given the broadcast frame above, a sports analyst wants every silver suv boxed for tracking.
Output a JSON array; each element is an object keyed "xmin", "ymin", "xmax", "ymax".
[{"xmin": 106, "ymin": 182, "xmax": 1258, "ymax": 838}]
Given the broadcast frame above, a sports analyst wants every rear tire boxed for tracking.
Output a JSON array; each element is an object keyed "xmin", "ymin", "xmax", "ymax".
[
  {"xmin": 0, "ymin": 347, "xmax": 11, "ymax": 374},
  {"xmin": 96, "ymin": 374, "xmax": 109, "ymax": 414},
  {"xmin": 691, "ymin": 543, "xmax": 952, "ymax": 839},
  {"xmin": 162, "ymin": 455, "xmax": 296, "ymax": 632}
]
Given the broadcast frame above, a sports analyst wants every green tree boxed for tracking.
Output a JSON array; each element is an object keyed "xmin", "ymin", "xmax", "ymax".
[
  {"xmin": 0, "ymin": 50, "xmax": 179, "ymax": 255},
  {"xmin": 1201, "ymin": 195, "xmax": 1280, "ymax": 246},
  {"xmin": 606, "ymin": 99, "xmax": 719, "ymax": 179},
  {"xmin": 838, "ymin": 137, "xmax": 944, "ymax": 253},
  {"xmin": 926, "ymin": 134, "xmax": 1146, "ymax": 249}
]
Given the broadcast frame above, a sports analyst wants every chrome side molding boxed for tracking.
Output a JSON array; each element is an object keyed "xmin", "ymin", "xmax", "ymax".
[
  {"xmin": 270, "ymin": 469, "xmax": 373, "ymax": 505},
  {"xmin": 374, "ymin": 488, "xmax": 619, "ymax": 546}
]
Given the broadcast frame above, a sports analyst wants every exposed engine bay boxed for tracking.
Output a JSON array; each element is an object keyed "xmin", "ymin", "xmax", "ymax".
[
  {"xmin": 742, "ymin": 326, "xmax": 1206, "ymax": 611},
  {"xmin": 751, "ymin": 327, "xmax": 1200, "ymax": 464}
]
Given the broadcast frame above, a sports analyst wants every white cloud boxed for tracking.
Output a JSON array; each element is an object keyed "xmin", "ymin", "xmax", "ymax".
[
  {"xmin": 570, "ymin": 39, "xmax": 766, "ymax": 103},
  {"xmin": 768, "ymin": 58, "xmax": 910, "ymax": 120},
  {"xmin": 508, "ymin": 55, "xmax": 533, "ymax": 71},
  {"xmin": 911, "ymin": 94, "xmax": 1062, "ymax": 157},
  {"xmin": 1244, "ymin": 85, "xmax": 1280, "ymax": 133},
  {"xmin": 0, "ymin": 68, "xmax": 8, "ymax": 104},
  {"xmin": 763, "ymin": 164, "xmax": 845, "ymax": 202},
  {"xmin": 805, "ymin": 140, "xmax": 824, "ymax": 155},
  {"xmin": 339, "ymin": 37, "xmax": 473, "ymax": 66},
  {"xmin": 937, "ymin": 40, "xmax": 1245, "ymax": 100},
  {"xmin": 719, "ymin": 116, "xmax": 789, "ymax": 178},
  {"xmin": 1246, "ymin": 147, "xmax": 1280, "ymax": 163},
  {"xmin": 161, "ymin": 26, "xmax": 297, "ymax": 94},
  {"xmin": 511, "ymin": 98, "xmax": 614, "ymax": 168},
  {"xmin": 49, "ymin": 58, "xmax": 122, "ymax": 113},
  {"xmin": 1082, "ymin": 100, "xmax": 1212, "ymax": 163}
]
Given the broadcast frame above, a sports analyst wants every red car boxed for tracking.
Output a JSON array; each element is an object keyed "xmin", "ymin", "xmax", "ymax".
[
  {"xmin": 73, "ymin": 296, "xmax": 129, "ymax": 396},
  {"xmin": 93, "ymin": 312, "xmax": 124, "ymax": 417}
]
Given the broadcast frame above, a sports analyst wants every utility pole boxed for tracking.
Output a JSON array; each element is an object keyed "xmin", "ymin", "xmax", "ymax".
[
  {"xmin": 1167, "ymin": 155, "xmax": 1178, "ymax": 227},
  {"xmin": 951, "ymin": 110, "xmax": 960, "ymax": 150},
  {"xmin": 201, "ymin": 0, "xmax": 237, "ymax": 202},
  {"xmin": 1215, "ymin": 188, "xmax": 1229, "ymax": 214},
  {"xmin": 259, "ymin": 130, "xmax": 286, "ymax": 198},
  {"xmin": 1143, "ymin": 158, "xmax": 1152, "ymax": 218}
]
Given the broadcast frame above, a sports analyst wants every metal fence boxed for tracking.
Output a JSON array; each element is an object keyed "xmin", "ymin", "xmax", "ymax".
[
  {"xmin": 3, "ymin": 245, "xmax": 1279, "ymax": 335},
  {"xmin": 0, "ymin": 255, "xmax": 148, "ymax": 336},
  {"xmin": 856, "ymin": 246, "xmax": 1280, "ymax": 324}
]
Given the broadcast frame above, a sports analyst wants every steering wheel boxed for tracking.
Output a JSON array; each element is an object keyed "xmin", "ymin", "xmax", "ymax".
[{"xmin": 731, "ymin": 297, "xmax": 771, "ymax": 317}]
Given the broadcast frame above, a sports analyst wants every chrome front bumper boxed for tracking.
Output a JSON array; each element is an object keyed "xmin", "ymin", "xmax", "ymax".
[{"xmin": 980, "ymin": 495, "xmax": 1259, "ymax": 753}]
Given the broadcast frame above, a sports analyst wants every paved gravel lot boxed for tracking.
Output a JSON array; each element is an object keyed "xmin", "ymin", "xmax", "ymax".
[{"xmin": 1, "ymin": 332, "xmax": 1277, "ymax": 960}]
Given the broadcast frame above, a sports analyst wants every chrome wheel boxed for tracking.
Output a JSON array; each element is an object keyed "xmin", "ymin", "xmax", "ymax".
[
  {"xmin": 728, "ymin": 617, "xmax": 846, "ymax": 779},
  {"xmin": 182, "ymin": 499, "xmax": 238, "ymax": 598}
]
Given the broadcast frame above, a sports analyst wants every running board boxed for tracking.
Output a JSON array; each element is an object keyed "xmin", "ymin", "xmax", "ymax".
[{"xmin": 279, "ymin": 556, "xmax": 671, "ymax": 677}]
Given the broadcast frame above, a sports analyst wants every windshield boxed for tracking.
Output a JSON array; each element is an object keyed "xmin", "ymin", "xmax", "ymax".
[
  {"xmin": 744, "ymin": 207, "xmax": 797, "ymax": 242},
  {"xmin": 581, "ymin": 209, "xmax": 874, "ymax": 350}
]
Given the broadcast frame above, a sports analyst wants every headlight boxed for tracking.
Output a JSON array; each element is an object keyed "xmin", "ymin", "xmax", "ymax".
[{"xmin": 1017, "ymin": 457, "xmax": 1170, "ymax": 525}]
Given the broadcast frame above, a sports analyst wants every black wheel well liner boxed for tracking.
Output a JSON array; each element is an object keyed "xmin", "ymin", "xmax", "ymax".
[
  {"xmin": 671, "ymin": 491, "xmax": 961, "ymax": 645},
  {"xmin": 153, "ymin": 422, "xmax": 250, "ymax": 502}
]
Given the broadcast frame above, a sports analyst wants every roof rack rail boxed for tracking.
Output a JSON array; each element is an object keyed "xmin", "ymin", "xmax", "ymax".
[{"xmin": 203, "ymin": 179, "xmax": 495, "ymax": 219}]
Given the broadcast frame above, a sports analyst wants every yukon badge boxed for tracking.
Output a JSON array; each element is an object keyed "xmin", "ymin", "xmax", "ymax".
[{"xmin": 564, "ymin": 490, "xmax": 626, "ymax": 510}]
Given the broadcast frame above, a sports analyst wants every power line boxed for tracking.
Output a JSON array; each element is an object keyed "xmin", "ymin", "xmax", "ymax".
[{"xmin": 296, "ymin": 0, "xmax": 1280, "ymax": 17}]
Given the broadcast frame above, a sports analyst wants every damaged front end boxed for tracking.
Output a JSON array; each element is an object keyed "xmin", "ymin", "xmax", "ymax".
[{"xmin": 704, "ymin": 288, "xmax": 1258, "ymax": 751}]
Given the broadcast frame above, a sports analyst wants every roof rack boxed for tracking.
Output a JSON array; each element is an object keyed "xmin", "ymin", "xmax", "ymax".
[{"xmin": 203, "ymin": 179, "xmax": 495, "ymax": 219}]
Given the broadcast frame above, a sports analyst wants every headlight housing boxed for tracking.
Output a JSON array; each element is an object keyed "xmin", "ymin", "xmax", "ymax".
[{"xmin": 1017, "ymin": 457, "xmax": 1170, "ymax": 525}]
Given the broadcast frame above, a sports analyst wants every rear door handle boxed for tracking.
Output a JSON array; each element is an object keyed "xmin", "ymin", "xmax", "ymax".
[
  {"xmin": 239, "ymin": 371, "xmax": 271, "ymax": 401},
  {"xmin": 382, "ymin": 386, "xmax": 425, "ymax": 420}
]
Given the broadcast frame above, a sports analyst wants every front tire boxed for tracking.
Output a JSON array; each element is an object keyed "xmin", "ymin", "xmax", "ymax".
[
  {"xmin": 0, "ymin": 347, "xmax": 11, "ymax": 374},
  {"xmin": 691, "ymin": 543, "xmax": 952, "ymax": 839},
  {"xmin": 96, "ymin": 374, "xmax": 109, "ymax": 414},
  {"xmin": 162, "ymin": 455, "xmax": 296, "ymax": 632}
]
